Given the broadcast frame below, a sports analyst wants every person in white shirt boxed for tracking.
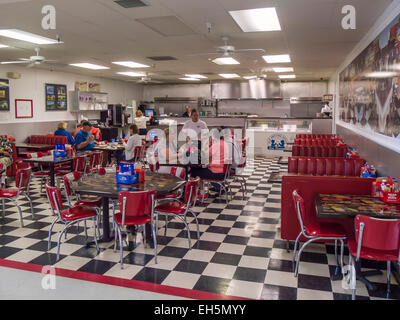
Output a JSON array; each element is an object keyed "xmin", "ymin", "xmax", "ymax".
[
  {"xmin": 182, "ymin": 109, "xmax": 208, "ymax": 142},
  {"xmin": 133, "ymin": 110, "xmax": 150, "ymax": 136},
  {"xmin": 119, "ymin": 124, "xmax": 142, "ymax": 161}
]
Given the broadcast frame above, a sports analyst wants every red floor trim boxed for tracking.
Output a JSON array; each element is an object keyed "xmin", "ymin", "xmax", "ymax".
[{"xmin": 0, "ymin": 259, "xmax": 252, "ymax": 300}]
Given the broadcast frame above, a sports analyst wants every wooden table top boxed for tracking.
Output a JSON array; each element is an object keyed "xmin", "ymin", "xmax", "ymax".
[
  {"xmin": 71, "ymin": 171, "xmax": 185, "ymax": 198},
  {"xmin": 315, "ymin": 193, "xmax": 400, "ymax": 219}
]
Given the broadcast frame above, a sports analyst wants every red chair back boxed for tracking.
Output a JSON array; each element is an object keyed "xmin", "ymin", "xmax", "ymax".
[
  {"xmin": 15, "ymin": 168, "xmax": 31, "ymax": 192},
  {"xmin": 183, "ymin": 178, "xmax": 200, "ymax": 207},
  {"xmin": 73, "ymin": 155, "xmax": 87, "ymax": 172},
  {"xmin": 45, "ymin": 184, "xmax": 63, "ymax": 216},
  {"xmin": 354, "ymin": 215, "xmax": 400, "ymax": 253},
  {"xmin": 89, "ymin": 152, "xmax": 102, "ymax": 169},
  {"xmin": 62, "ymin": 171, "xmax": 82, "ymax": 199},
  {"xmin": 118, "ymin": 190, "xmax": 156, "ymax": 226}
]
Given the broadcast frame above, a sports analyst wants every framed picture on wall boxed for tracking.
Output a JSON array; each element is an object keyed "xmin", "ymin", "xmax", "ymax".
[
  {"xmin": 0, "ymin": 79, "xmax": 10, "ymax": 111},
  {"xmin": 45, "ymin": 83, "xmax": 67, "ymax": 111},
  {"xmin": 15, "ymin": 99, "xmax": 33, "ymax": 118}
]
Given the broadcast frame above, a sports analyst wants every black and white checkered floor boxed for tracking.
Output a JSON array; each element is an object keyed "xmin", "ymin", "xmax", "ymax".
[{"xmin": 0, "ymin": 157, "xmax": 399, "ymax": 300}]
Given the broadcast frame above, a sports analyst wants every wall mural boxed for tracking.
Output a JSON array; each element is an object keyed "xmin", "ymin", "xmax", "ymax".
[{"xmin": 339, "ymin": 13, "xmax": 400, "ymax": 142}]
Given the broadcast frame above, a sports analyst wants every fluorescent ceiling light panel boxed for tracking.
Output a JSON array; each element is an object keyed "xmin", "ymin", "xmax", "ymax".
[
  {"xmin": 0, "ymin": 44, "xmax": 9, "ymax": 48},
  {"xmin": 212, "ymin": 57, "xmax": 240, "ymax": 65},
  {"xmin": 219, "ymin": 73, "xmax": 240, "ymax": 79},
  {"xmin": 279, "ymin": 74, "xmax": 296, "ymax": 79},
  {"xmin": 263, "ymin": 54, "xmax": 291, "ymax": 63},
  {"xmin": 365, "ymin": 71, "xmax": 397, "ymax": 78},
  {"xmin": 273, "ymin": 67, "xmax": 294, "ymax": 73},
  {"xmin": 229, "ymin": 7, "xmax": 281, "ymax": 32},
  {"xmin": 0, "ymin": 29, "xmax": 60, "ymax": 44},
  {"xmin": 243, "ymin": 76, "xmax": 257, "ymax": 80},
  {"xmin": 117, "ymin": 71, "xmax": 146, "ymax": 77},
  {"xmin": 70, "ymin": 63, "xmax": 109, "ymax": 70},
  {"xmin": 112, "ymin": 61, "xmax": 150, "ymax": 68},
  {"xmin": 179, "ymin": 77, "xmax": 200, "ymax": 81},
  {"xmin": 185, "ymin": 74, "xmax": 207, "ymax": 79}
]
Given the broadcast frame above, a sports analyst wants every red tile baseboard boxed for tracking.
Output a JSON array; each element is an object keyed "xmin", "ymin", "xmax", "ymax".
[{"xmin": 0, "ymin": 259, "xmax": 252, "ymax": 300}]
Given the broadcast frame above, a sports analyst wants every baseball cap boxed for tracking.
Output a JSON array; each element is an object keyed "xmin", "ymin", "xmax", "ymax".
[{"xmin": 82, "ymin": 121, "xmax": 92, "ymax": 127}]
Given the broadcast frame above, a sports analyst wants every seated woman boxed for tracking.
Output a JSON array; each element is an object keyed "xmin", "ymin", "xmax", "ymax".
[
  {"xmin": 119, "ymin": 124, "xmax": 142, "ymax": 162},
  {"xmin": 54, "ymin": 121, "xmax": 75, "ymax": 145},
  {"xmin": 0, "ymin": 136, "xmax": 13, "ymax": 186},
  {"xmin": 190, "ymin": 129, "xmax": 231, "ymax": 197}
]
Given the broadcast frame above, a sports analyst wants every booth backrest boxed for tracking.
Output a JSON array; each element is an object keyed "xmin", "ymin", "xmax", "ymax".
[
  {"xmin": 29, "ymin": 135, "xmax": 68, "ymax": 145},
  {"xmin": 296, "ymin": 134, "xmax": 334, "ymax": 139},
  {"xmin": 292, "ymin": 145, "xmax": 348, "ymax": 158},
  {"xmin": 281, "ymin": 175, "xmax": 375, "ymax": 241},
  {"xmin": 288, "ymin": 157, "xmax": 365, "ymax": 177},
  {"xmin": 294, "ymin": 138, "xmax": 338, "ymax": 147}
]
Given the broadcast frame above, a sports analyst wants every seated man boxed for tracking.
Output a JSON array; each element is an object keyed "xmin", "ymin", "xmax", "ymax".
[
  {"xmin": 75, "ymin": 121, "xmax": 98, "ymax": 151},
  {"xmin": 0, "ymin": 136, "xmax": 13, "ymax": 186}
]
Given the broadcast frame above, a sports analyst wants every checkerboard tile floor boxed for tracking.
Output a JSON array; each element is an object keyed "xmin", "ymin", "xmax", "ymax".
[{"xmin": 1, "ymin": 157, "xmax": 399, "ymax": 300}]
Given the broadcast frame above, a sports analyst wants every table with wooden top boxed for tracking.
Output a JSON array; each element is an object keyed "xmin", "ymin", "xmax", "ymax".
[
  {"xmin": 15, "ymin": 143, "xmax": 55, "ymax": 156},
  {"xmin": 71, "ymin": 171, "xmax": 185, "ymax": 243},
  {"xmin": 93, "ymin": 144, "xmax": 125, "ymax": 164}
]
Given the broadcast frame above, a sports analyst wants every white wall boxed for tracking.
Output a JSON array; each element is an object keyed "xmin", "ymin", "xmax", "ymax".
[{"xmin": 0, "ymin": 65, "xmax": 143, "ymax": 124}]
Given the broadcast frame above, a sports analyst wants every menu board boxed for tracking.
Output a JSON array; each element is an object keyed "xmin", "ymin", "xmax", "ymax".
[
  {"xmin": 0, "ymin": 79, "xmax": 10, "ymax": 111},
  {"xmin": 45, "ymin": 84, "xmax": 67, "ymax": 111}
]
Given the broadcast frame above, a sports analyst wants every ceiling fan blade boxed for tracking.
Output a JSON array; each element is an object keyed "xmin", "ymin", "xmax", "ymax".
[
  {"xmin": 234, "ymin": 48, "xmax": 266, "ymax": 53},
  {"xmin": 19, "ymin": 58, "xmax": 31, "ymax": 61},
  {"xmin": 0, "ymin": 60, "xmax": 30, "ymax": 64},
  {"xmin": 188, "ymin": 52, "xmax": 219, "ymax": 56}
]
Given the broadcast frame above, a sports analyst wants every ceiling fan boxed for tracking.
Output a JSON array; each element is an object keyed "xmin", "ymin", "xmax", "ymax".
[
  {"xmin": 191, "ymin": 36, "xmax": 266, "ymax": 58},
  {"xmin": 0, "ymin": 47, "xmax": 57, "ymax": 67},
  {"xmin": 135, "ymin": 72, "xmax": 163, "ymax": 84}
]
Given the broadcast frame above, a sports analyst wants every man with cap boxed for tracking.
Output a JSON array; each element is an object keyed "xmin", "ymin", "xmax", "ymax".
[{"xmin": 75, "ymin": 121, "xmax": 98, "ymax": 151}]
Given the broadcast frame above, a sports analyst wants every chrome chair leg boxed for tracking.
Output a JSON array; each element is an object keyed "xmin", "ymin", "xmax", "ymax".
[
  {"xmin": 295, "ymin": 238, "xmax": 318, "ymax": 277},
  {"xmin": 47, "ymin": 217, "xmax": 59, "ymax": 251},
  {"xmin": 93, "ymin": 217, "xmax": 99, "ymax": 254},
  {"xmin": 350, "ymin": 255, "xmax": 357, "ymax": 300},
  {"xmin": 84, "ymin": 220, "xmax": 88, "ymax": 245},
  {"xmin": 189, "ymin": 210, "xmax": 200, "ymax": 240},
  {"xmin": 12, "ymin": 200, "xmax": 24, "ymax": 227},
  {"xmin": 117, "ymin": 227, "xmax": 123, "ymax": 269},
  {"xmin": 56, "ymin": 224, "xmax": 69, "ymax": 261},
  {"xmin": 151, "ymin": 223, "xmax": 158, "ymax": 264},
  {"xmin": 340, "ymin": 239, "xmax": 345, "ymax": 275},
  {"xmin": 387, "ymin": 261, "xmax": 391, "ymax": 299},
  {"xmin": 25, "ymin": 194, "xmax": 35, "ymax": 219},
  {"xmin": 292, "ymin": 232, "xmax": 302, "ymax": 271},
  {"xmin": 113, "ymin": 221, "xmax": 117, "ymax": 252}
]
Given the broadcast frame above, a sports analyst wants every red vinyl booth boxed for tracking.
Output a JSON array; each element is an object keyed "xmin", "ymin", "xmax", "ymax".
[
  {"xmin": 293, "ymin": 138, "xmax": 339, "ymax": 147},
  {"xmin": 292, "ymin": 145, "xmax": 348, "ymax": 157},
  {"xmin": 296, "ymin": 134, "xmax": 334, "ymax": 139},
  {"xmin": 281, "ymin": 175, "xmax": 375, "ymax": 242},
  {"xmin": 288, "ymin": 157, "xmax": 365, "ymax": 177},
  {"xmin": 29, "ymin": 135, "xmax": 68, "ymax": 146}
]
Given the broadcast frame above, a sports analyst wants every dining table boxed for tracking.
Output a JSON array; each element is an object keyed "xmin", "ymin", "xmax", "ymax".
[
  {"xmin": 71, "ymin": 171, "xmax": 185, "ymax": 244},
  {"xmin": 15, "ymin": 143, "xmax": 55, "ymax": 156},
  {"xmin": 314, "ymin": 193, "xmax": 400, "ymax": 289},
  {"xmin": 23, "ymin": 155, "xmax": 73, "ymax": 186}
]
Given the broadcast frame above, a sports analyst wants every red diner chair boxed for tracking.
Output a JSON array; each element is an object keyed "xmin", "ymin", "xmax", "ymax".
[
  {"xmin": 0, "ymin": 168, "xmax": 35, "ymax": 227},
  {"xmin": 154, "ymin": 178, "xmax": 200, "ymax": 249},
  {"xmin": 347, "ymin": 215, "xmax": 400, "ymax": 300},
  {"xmin": 292, "ymin": 190, "xmax": 347, "ymax": 277},
  {"xmin": 156, "ymin": 166, "xmax": 186, "ymax": 201},
  {"xmin": 113, "ymin": 190, "xmax": 157, "ymax": 269},
  {"xmin": 86, "ymin": 152, "xmax": 103, "ymax": 174},
  {"xmin": 45, "ymin": 184, "xmax": 99, "ymax": 261}
]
